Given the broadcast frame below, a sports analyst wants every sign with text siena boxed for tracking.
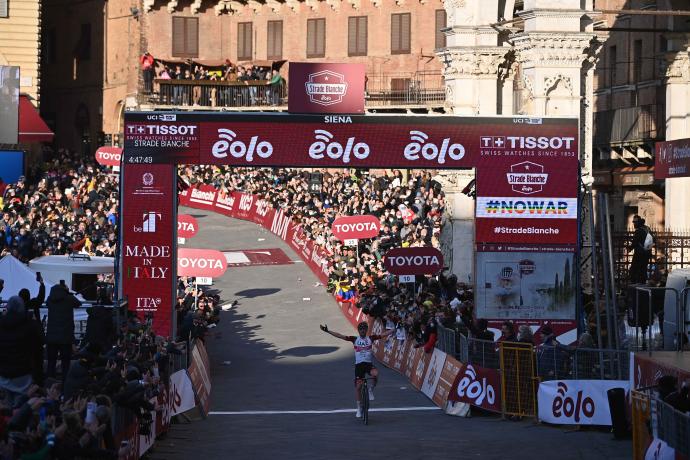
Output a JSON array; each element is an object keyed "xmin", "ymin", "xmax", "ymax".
[
  {"xmin": 122, "ymin": 164, "xmax": 176, "ymax": 336},
  {"xmin": 288, "ymin": 63, "xmax": 365, "ymax": 114}
]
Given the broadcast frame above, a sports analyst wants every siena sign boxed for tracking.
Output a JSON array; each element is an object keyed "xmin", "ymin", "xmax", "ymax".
[
  {"xmin": 331, "ymin": 215, "xmax": 380, "ymax": 240},
  {"xmin": 383, "ymin": 247, "xmax": 444, "ymax": 275}
]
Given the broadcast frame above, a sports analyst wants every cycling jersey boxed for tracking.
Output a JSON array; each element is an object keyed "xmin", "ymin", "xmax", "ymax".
[{"xmin": 347, "ymin": 335, "xmax": 382, "ymax": 364}]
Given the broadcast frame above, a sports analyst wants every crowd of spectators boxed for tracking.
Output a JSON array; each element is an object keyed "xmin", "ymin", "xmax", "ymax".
[
  {"xmin": 0, "ymin": 147, "xmax": 119, "ymax": 263},
  {"xmin": 143, "ymin": 53, "xmax": 285, "ymax": 107}
]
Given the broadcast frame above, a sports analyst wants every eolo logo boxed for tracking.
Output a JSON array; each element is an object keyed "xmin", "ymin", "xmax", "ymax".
[{"xmin": 552, "ymin": 382, "xmax": 595, "ymax": 422}]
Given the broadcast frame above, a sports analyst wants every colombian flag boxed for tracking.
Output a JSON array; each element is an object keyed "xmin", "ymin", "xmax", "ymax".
[{"xmin": 335, "ymin": 280, "xmax": 357, "ymax": 304}]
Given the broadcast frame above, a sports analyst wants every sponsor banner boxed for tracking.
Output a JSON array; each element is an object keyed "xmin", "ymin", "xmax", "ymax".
[
  {"xmin": 410, "ymin": 349, "xmax": 432, "ymax": 390},
  {"xmin": 475, "ymin": 197, "xmax": 577, "ymax": 219},
  {"xmin": 178, "ymin": 187, "xmax": 191, "ymax": 206},
  {"xmin": 331, "ymin": 215, "xmax": 380, "ymax": 240},
  {"xmin": 188, "ymin": 184, "xmax": 217, "ymax": 210},
  {"xmin": 177, "ymin": 248, "xmax": 227, "ymax": 278},
  {"xmin": 95, "ymin": 146, "xmax": 122, "ymax": 166},
  {"xmin": 177, "ymin": 214, "xmax": 199, "ymax": 239},
  {"xmin": 234, "ymin": 192, "xmax": 256, "ymax": 221},
  {"xmin": 139, "ymin": 397, "xmax": 157, "ymax": 456},
  {"xmin": 123, "ymin": 112, "xmax": 578, "ymax": 169},
  {"xmin": 188, "ymin": 341, "xmax": 212, "ymax": 417},
  {"xmin": 122, "ymin": 164, "xmax": 175, "ymax": 336},
  {"xmin": 170, "ymin": 369, "xmax": 197, "ymax": 415},
  {"xmin": 384, "ymin": 247, "xmax": 444, "ymax": 275},
  {"xmin": 288, "ymin": 62, "xmax": 366, "ymax": 114},
  {"xmin": 448, "ymin": 364, "xmax": 502, "ymax": 413},
  {"xmin": 421, "ymin": 348, "xmax": 447, "ymax": 400},
  {"xmin": 655, "ymin": 138, "xmax": 690, "ymax": 179},
  {"xmin": 476, "ymin": 157, "xmax": 578, "ymax": 198},
  {"xmin": 632, "ymin": 353, "xmax": 690, "ymax": 390},
  {"xmin": 475, "ymin": 219, "xmax": 578, "ymax": 244},
  {"xmin": 392, "ymin": 338, "xmax": 412, "ymax": 375},
  {"xmin": 476, "ymin": 249, "xmax": 576, "ymax": 321},
  {"xmin": 432, "ymin": 356, "xmax": 464, "ymax": 407},
  {"xmin": 214, "ymin": 190, "xmax": 236, "ymax": 214},
  {"xmin": 537, "ymin": 380, "xmax": 630, "ymax": 425}
]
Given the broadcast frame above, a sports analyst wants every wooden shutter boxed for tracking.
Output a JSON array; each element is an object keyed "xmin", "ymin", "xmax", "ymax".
[
  {"xmin": 307, "ymin": 18, "xmax": 325, "ymax": 58},
  {"xmin": 238, "ymin": 22, "xmax": 253, "ymax": 61},
  {"xmin": 435, "ymin": 9, "xmax": 446, "ymax": 49},
  {"xmin": 348, "ymin": 16, "xmax": 367, "ymax": 56},
  {"xmin": 0, "ymin": 0, "xmax": 7, "ymax": 18},
  {"xmin": 172, "ymin": 17, "xmax": 198, "ymax": 57},
  {"xmin": 392, "ymin": 13, "xmax": 410, "ymax": 54},
  {"xmin": 267, "ymin": 20, "xmax": 283, "ymax": 60}
]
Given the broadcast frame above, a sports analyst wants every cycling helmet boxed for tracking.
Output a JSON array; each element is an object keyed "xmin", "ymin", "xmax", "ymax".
[{"xmin": 357, "ymin": 321, "xmax": 369, "ymax": 331}]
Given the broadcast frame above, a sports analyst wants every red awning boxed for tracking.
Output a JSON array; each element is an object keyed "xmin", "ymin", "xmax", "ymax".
[{"xmin": 18, "ymin": 95, "xmax": 54, "ymax": 143}]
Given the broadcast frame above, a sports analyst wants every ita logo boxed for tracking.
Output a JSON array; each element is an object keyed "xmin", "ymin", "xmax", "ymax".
[{"xmin": 305, "ymin": 71, "xmax": 348, "ymax": 106}]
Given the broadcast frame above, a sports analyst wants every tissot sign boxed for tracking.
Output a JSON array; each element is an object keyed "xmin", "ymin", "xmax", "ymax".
[
  {"xmin": 121, "ymin": 111, "xmax": 579, "ymax": 337},
  {"xmin": 288, "ymin": 63, "xmax": 365, "ymax": 114}
]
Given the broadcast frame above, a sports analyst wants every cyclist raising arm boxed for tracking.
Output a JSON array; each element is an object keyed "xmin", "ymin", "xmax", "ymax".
[{"xmin": 320, "ymin": 322, "xmax": 395, "ymax": 418}]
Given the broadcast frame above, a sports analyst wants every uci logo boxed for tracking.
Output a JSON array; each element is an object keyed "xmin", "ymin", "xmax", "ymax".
[{"xmin": 211, "ymin": 128, "xmax": 273, "ymax": 162}]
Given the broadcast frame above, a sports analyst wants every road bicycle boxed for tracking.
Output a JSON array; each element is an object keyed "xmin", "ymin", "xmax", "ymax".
[{"xmin": 357, "ymin": 376, "xmax": 376, "ymax": 425}]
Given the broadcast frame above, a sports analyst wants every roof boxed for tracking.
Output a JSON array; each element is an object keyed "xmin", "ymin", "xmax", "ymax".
[{"xmin": 18, "ymin": 95, "xmax": 53, "ymax": 143}]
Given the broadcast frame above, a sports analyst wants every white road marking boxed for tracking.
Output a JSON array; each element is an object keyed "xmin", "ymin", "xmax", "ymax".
[{"xmin": 209, "ymin": 407, "xmax": 441, "ymax": 415}]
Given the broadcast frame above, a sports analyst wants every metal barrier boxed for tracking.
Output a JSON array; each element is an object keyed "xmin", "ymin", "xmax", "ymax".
[
  {"xmin": 655, "ymin": 397, "xmax": 690, "ymax": 457},
  {"xmin": 631, "ymin": 389, "xmax": 652, "ymax": 460},
  {"xmin": 535, "ymin": 345, "xmax": 630, "ymax": 381},
  {"xmin": 635, "ymin": 286, "xmax": 680, "ymax": 354},
  {"xmin": 466, "ymin": 338, "xmax": 500, "ymax": 369},
  {"xmin": 499, "ymin": 341, "xmax": 538, "ymax": 418}
]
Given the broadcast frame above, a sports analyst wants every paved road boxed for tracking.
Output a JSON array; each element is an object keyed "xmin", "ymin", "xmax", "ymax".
[{"xmin": 151, "ymin": 208, "xmax": 632, "ymax": 460}]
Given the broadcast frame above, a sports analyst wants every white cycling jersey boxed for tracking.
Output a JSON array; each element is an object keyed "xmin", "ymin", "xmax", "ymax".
[{"xmin": 349, "ymin": 335, "xmax": 381, "ymax": 364}]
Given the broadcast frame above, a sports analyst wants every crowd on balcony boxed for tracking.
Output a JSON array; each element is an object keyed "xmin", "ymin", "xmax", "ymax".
[{"xmin": 141, "ymin": 53, "xmax": 285, "ymax": 107}]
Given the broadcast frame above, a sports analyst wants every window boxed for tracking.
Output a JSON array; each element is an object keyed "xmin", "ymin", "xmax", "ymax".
[
  {"xmin": 608, "ymin": 45, "xmax": 617, "ymax": 86},
  {"xmin": 435, "ymin": 9, "xmax": 446, "ymax": 49},
  {"xmin": 76, "ymin": 24, "xmax": 92, "ymax": 60},
  {"xmin": 632, "ymin": 39, "xmax": 642, "ymax": 83},
  {"xmin": 172, "ymin": 17, "xmax": 199, "ymax": 58},
  {"xmin": 0, "ymin": 0, "xmax": 7, "ymax": 17},
  {"xmin": 348, "ymin": 16, "xmax": 367, "ymax": 56},
  {"xmin": 307, "ymin": 18, "xmax": 325, "ymax": 58},
  {"xmin": 391, "ymin": 13, "xmax": 411, "ymax": 54},
  {"xmin": 267, "ymin": 20, "xmax": 283, "ymax": 60},
  {"xmin": 238, "ymin": 22, "xmax": 253, "ymax": 61}
]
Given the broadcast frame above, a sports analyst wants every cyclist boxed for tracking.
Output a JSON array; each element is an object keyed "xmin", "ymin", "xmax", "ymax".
[{"xmin": 320, "ymin": 321, "xmax": 395, "ymax": 418}]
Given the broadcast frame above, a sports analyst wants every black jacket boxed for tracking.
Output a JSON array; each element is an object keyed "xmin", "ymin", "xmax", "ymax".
[
  {"xmin": 46, "ymin": 285, "xmax": 81, "ymax": 345},
  {"xmin": 84, "ymin": 305, "xmax": 115, "ymax": 350},
  {"xmin": 0, "ymin": 309, "xmax": 41, "ymax": 378}
]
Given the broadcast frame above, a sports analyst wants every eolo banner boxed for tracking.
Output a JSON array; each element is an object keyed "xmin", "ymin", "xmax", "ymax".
[{"xmin": 121, "ymin": 112, "xmax": 579, "ymax": 337}]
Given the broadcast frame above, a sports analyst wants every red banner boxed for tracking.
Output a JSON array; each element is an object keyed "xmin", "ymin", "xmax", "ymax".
[
  {"xmin": 331, "ymin": 215, "xmax": 380, "ymax": 240},
  {"xmin": 448, "ymin": 363, "xmax": 502, "ymax": 413},
  {"xmin": 177, "ymin": 214, "xmax": 199, "ymax": 238},
  {"xmin": 177, "ymin": 248, "xmax": 227, "ymax": 278},
  {"xmin": 288, "ymin": 62, "xmax": 365, "ymax": 114},
  {"xmin": 123, "ymin": 113, "xmax": 578, "ymax": 170},
  {"xmin": 95, "ymin": 146, "xmax": 123, "ymax": 166},
  {"xmin": 383, "ymin": 247, "xmax": 444, "ymax": 275},
  {"xmin": 121, "ymin": 164, "xmax": 176, "ymax": 336},
  {"xmin": 656, "ymin": 138, "xmax": 690, "ymax": 179}
]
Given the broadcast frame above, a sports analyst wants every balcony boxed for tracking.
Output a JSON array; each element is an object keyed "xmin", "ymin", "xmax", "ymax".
[
  {"xmin": 593, "ymin": 104, "xmax": 665, "ymax": 147},
  {"xmin": 146, "ymin": 71, "xmax": 445, "ymax": 111}
]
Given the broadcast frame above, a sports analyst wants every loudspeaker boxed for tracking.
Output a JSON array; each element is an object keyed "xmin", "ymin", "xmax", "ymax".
[{"xmin": 607, "ymin": 387, "xmax": 629, "ymax": 439}]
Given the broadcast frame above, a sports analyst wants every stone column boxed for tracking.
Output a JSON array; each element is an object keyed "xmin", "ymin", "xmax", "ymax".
[{"xmin": 663, "ymin": 44, "xmax": 690, "ymax": 230}]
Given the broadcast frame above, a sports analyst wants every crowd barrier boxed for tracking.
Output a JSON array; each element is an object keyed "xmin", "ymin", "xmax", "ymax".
[{"xmin": 112, "ymin": 339, "xmax": 210, "ymax": 459}]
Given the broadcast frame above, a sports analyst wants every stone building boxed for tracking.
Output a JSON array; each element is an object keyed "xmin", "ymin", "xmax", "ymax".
[{"xmin": 0, "ymin": 0, "xmax": 42, "ymax": 101}]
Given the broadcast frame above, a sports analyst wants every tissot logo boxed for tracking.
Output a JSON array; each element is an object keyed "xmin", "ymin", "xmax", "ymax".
[
  {"xmin": 127, "ymin": 125, "xmax": 197, "ymax": 135},
  {"xmin": 480, "ymin": 136, "xmax": 575, "ymax": 150}
]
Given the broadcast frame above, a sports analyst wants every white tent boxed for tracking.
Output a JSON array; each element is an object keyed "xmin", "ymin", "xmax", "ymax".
[{"xmin": 0, "ymin": 255, "xmax": 86, "ymax": 303}]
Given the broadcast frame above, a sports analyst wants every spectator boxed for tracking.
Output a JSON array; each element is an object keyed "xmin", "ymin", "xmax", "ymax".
[
  {"xmin": 536, "ymin": 325, "xmax": 569, "ymax": 380},
  {"xmin": 140, "ymin": 52, "xmax": 155, "ymax": 94},
  {"xmin": 267, "ymin": 69, "xmax": 284, "ymax": 106},
  {"xmin": 629, "ymin": 214, "xmax": 652, "ymax": 284},
  {"xmin": 0, "ymin": 296, "xmax": 41, "ymax": 404},
  {"xmin": 45, "ymin": 282, "xmax": 82, "ymax": 378},
  {"xmin": 500, "ymin": 320, "xmax": 517, "ymax": 342}
]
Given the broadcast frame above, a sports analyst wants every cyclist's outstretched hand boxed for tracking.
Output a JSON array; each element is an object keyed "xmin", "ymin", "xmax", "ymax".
[{"xmin": 320, "ymin": 324, "xmax": 328, "ymax": 333}]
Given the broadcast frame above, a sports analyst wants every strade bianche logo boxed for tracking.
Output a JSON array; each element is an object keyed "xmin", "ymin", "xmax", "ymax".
[
  {"xmin": 507, "ymin": 161, "xmax": 548, "ymax": 195},
  {"xmin": 476, "ymin": 197, "xmax": 577, "ymax": 219},
  {"xmin": 305, "ymin": 71, "xmax": 348, "ymax": 106}
]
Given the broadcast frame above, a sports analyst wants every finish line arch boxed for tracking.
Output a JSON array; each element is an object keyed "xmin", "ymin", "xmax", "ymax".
[{"xmin": 119, "ymin": 112, "xmax": 580, "ymax": 338}]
